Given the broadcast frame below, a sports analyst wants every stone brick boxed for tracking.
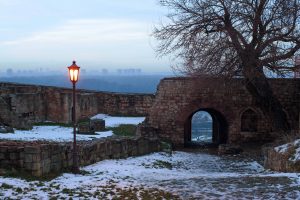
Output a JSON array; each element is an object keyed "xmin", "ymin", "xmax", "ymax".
[
  {"xmin": 51, "ymin": 162, "xmax": 62, "ymax": 172},
  {"xmin": 32, "ymin": 154, "xmax": 41, "ymax": 163},
  {"xmin": 24, "ymin": 162, "xmax": 32, "ymax": 170},
  {"xmin": 32, "ymin": 162, "xmax": 41, "ymax": 170},
  {"xmin": 51, "ymin": 154, "xmax": 61, "ymax": 163},
  {"xmin": 24, "ymin": 154, "xmax": 33, "ymax": 163},
  {"xmin": 0, "ymin": 147, "xmax": 7, "ymax": 153},
  {"xmin": 24, "ymin": 146, "xmax": 41, "ymax": 154},
  {"xmin": 32, "ymin": 170, "xmax": 42, "ymax": 177},
  {"xmin": 0, "ymin": 153, "xmax": 5, "ymax": 160},
  {"xmin": 9, "ymin": 153, "xmax": 18, "ymax": 160}
]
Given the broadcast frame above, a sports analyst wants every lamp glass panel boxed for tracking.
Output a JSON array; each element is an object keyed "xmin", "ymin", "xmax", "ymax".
[{"xmin": 69, "ymin": 69, "xmax": 79, "ymax": 82}]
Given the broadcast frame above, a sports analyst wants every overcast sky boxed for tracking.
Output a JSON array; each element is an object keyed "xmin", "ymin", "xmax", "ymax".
[{"xmin": 0, "ymin": 0, "xmax": 172, "ymax": 73}]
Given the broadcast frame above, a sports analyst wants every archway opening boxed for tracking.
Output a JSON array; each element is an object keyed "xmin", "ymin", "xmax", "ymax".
[
  {"xmin": 184, "ymin": 108, "xmax": 228, "ymax": 147},
  {"xmin": 191, "ymin": 111, "xmax": 212, "ymax": 143}
]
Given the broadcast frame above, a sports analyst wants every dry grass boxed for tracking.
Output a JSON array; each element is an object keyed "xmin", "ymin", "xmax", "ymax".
[{"xmin": 269, "ymin": 130, "xmax": 300, "ymax": 147}]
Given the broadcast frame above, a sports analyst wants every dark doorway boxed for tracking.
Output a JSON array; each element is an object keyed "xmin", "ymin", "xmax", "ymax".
[
  {"xmin": 241, "ymin": 109, "xmax": 258, "ymax": 132},
  {"xmin": 184, "ymin": 109, "xmax": 228, "ymax": 147}
]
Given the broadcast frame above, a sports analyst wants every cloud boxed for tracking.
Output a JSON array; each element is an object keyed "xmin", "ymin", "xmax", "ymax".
[
  {"xmin": 2, "ymin": 19, "xmax": 148, "ymax": 46},
  {"xmin": 0, "ymin": 18, "xmax": 161, "ymax": 66}
]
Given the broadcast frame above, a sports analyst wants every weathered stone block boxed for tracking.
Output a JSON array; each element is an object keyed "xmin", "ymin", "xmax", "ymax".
[
  {"xmin": 41, "ymin": 151, "xmax": 50, "ymax": 159},
  {"xmin": 0, "ymin": 147, "xmax": 8, "ymax": 153},
  {"xmin": 51, "ymin": 154, "xmax": 61, "ymax": 163},
  {"xmin": 24, "ymin": 154, "xmax": 33, "ymax": 163},
  {"xmin": 24, "ymin": 146, "xmax": 41, "ymax": 154},
  {"xmin": 32, "ymin": 162, "xmax": 41, "ymax": 170},
  {"xmin": 9, "ymin": 153, "xmax": 18, "ymax": 160},
  {"xmin": 32, "ymin": 170, "xmax": 42, "ymax": 177},
  {"xmin": 120, "ymin": 139, "xmax": 129, "ymax": 157},
  {"xmin": 111, "ymin": 141, "xmax": 121, "ymax": 159},
  {"xmin": 42, "ymin": 164, "xmax": 51, "ymax": 174},
  {"xmin": 32, "ymin": 154, "xmax": 41, "ymax": 162},
  {"xmin": 137, "ymin": 138, "xmax": 149, "ymax": 155},
  {"xmin": 0, "ymin": 153, "xmax": 6, "ymax": 160},
  {"xmin": 78, "ymin": 123, "xmax": 94, "ymax": 134},
  {"xmin": 51, "ymin": 162, "xmax": 62, "ymax": 172},
  {"xmin": 24, "ymin": 162, "xmax": 32, "ymax": 170},
  {"xmin": 91, "ymin": 119, "xmax": 105, "ymax": 132}
]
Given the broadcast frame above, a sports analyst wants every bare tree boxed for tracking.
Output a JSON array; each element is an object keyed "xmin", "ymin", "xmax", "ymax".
[{"xmin": 154, "ymin": 0, "xmax": 300, "ymax": 132}]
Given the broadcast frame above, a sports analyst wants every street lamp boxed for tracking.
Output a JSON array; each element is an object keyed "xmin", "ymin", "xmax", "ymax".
[{"xmin": 68, "ymin": 60, "xmax": 80, "ymax": 173}]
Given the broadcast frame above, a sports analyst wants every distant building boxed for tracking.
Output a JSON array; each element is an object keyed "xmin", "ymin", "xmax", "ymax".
[
  {"xmin": 81, "ymin": 69, "xmax": 87, "ymax": 74},
  {"xmin": 117, "ymin": 68, "xmax": 142, "ymax": 75},
  {"xmin": 6, "ymin": 68, "xmax": 13, "ymax": 76},
  {"xmin": 101, "ymin": 69, "xmax": 108, "ymax": 74},
  {"xmin": 294, "ymin": 56, "xmax": 300, "ymax": 78}
]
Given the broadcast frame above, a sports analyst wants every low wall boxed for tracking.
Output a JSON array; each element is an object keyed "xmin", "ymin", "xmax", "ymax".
[{"xmin": 0, "ymin": 136, "xmax": 161, "ymax": 177}]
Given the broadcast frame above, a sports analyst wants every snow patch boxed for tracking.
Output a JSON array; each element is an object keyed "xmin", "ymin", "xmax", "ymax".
[
  {"xmin": 274, "ymin": 139, "xmax": 300, "ymax": 162},
  {"xmin": 274, "ymin": 143, "xmax": 290, "ymax": 153},
  {"xmin": 91, "ymin": 114, "xmax": 145, "ymax": 127},
  {"xmin": 0, "ymin": 114, "xmax": 145, "ymax": 142},
  {"xmin": 0, "ymin": 126, "xmax": 113, "ymax": 142}
]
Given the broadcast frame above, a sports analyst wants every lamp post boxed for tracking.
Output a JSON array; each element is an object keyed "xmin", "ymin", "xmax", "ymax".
[{"xmin": 67, "ymin": 61, "xmax": 80, "ymax": 173}]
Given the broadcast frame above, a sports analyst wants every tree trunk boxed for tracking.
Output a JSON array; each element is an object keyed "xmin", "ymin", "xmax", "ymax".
[{"xmin": 242, "ymin": 64, "xmax": 290, "ymax": 132}]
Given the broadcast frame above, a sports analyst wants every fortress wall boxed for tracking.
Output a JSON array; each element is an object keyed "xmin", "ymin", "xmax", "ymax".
[
  {"xmin": 0, "ymin": 82, "xmax": 154, "ymax": 125},
  {"xmin": 1, "ymin": 78, "xmax": 299, "ymax": 147}
]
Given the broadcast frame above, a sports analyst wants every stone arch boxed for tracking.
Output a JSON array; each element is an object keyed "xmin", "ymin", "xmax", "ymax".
[
  {"xmin": 240, "ymin": 108, "xmax": 259, "ymax": 132},
  {"xmin": 183, "ymin": 108, "xmax": 228, "ymax": 146}
]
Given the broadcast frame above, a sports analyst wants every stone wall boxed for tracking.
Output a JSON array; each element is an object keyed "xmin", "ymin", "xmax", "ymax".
[
  {"xmin": 147, "ymin": 77, "xmax": 300, "ymax": 147},
  {"xmin": 1, "ymin": 78, "xmax": 299, "ymax": 148},
  {"xmin": 0, "ymin": 137, "xmax": 161, "ymax": 177},
  {"xmin": 0, "ymin": 95, "xmax": 31, "ymax": 129},
  {"xmin": 0, "ymin": 82, "xmax": 154, "ymax": 126}
]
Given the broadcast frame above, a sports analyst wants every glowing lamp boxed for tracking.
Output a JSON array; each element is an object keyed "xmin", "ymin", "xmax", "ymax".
[
  {"xmin": 67, "ymin": 60, "xmax": 81, "ymax": 173},
  {"xmin": 68, "ymin": 61, "xmax": 80, "ymax": 83}
]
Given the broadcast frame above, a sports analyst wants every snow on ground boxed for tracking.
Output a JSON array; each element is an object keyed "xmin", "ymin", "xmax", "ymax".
[
  {"xmin": 0, "ymin": 114, "xmax": 145, "ymax": 142},
  {"xmin": 0, "ymin": 151, "xmax": 300, "ymax": 199},
  {"xmin": 91, "ymin": 114, "xmax": 145, "ymax": 127},
  {"xmin": 0, "ymin": 126, "xmax": 113, "ymax": 142}
]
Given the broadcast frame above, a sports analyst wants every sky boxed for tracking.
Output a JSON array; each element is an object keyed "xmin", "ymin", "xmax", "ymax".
[{"xmin": 0, "ymin": 0, "xmax": 172, "ymax": 74}]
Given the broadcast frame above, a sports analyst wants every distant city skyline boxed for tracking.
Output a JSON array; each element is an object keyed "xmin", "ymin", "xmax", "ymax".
[
  {"xmin": 0, "ymin": 0, "xmax": 172, "ymax": 73},
  {"xmin": 1, "ymin": 66, "xmax": 172, "ymax": 77}
]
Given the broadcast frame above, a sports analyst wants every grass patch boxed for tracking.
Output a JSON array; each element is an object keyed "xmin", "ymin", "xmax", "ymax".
[
  {"xmin": 1, "ymin": 168, "xmax": 92, "ymax": 182},
  {"xmin": 2, "ymin": 168, "xmax": 72, "ymax": 181},
  {"xmin": 15, "ymin": 187, "xmax": 23, "ymax": 193},
  {"xmin": 152, "ymin": 160, "xmax": 173, "ymax": 170},
  {"xmin": 15, "ymin": 127, "xmax": 32, "ymax": 131},
  {"xmin": 160, "ymin": 141, "xmax": 172, "ymax": 154},
  {"xmin": 1, "ymin": 183, "xmax": 14, "ymax": 189},
  {"xmin": 33, "ymin": 122, "xmax": 72, "ymax": 127},
  {"xmin": 107, "ymin": 124, "xmax": 137, "ymax": 137},
  {"xmin": 78, "ymin": 170, "xmax": 91, "ymax": 176},
  {"xmin": 61, "ymin": 188, "xmax": 74, "ymax": 195}
]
